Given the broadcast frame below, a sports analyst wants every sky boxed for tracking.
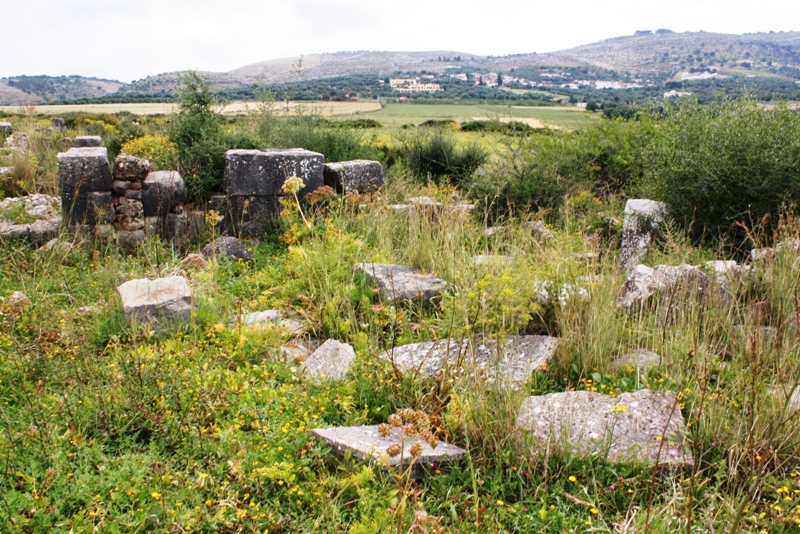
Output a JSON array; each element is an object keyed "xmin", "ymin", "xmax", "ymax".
[{"xmin": 2, "ymin": 0, "xmax": 799, "ymax": 82}]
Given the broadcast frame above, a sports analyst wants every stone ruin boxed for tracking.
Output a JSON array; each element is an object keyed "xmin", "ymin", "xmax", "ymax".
[
  {"xmin": 210, "ymin": 148, "xmax": 385, "ymax": 237},
  {"xmin": 57, "ymin": 146, "xmax": 197, "ymax": 245}
]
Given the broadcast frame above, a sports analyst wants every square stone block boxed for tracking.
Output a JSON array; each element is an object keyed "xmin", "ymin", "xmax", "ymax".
[{"xmin": 223, "ymin": 149, "xmax": 324, "ymax": 198}]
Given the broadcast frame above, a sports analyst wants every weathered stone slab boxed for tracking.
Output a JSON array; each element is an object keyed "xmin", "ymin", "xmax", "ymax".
[
  {"xmin": 472, "ymin": 254, "xmax": 513, "ymax": 267},
  {"xmin": 142, "ymin": 171, "xmax": 185, "ymax": 217},
  {"xmin": 302, "ymin": 339, "xmax": 356, "ymax": 380},
  {"xmin": 618, "ymin": 264, "xmax": 709, "ymax": 311},
  {"xmin": 311, "ymin": 425, "xmax": 466, "ymax": 467},
  {"xmin": 223, "ymin": 149, "xmax": 324, "ymax": 198},
  {"xmin": 74, "ymin": 136, "xmax": 102, "ymax": 148},
  {"xmin": 620, "ymin": 199, "xmax": 668, "ymax": 270},
  {"xmin": 380, "ymin": 335, "xmax": 559, "ymax": 388},
  {"xmin": 0, "ymin": 122, "xmax": 12, "ymax": 135},
  {"xmin": 117, "ymin": 229, "xmax": 145, "ymax": 247},
  {"xmin": 611, "ymin": 349, "xmax": 663, "ymax": 373},
  {"xmin": 57, "ymin": 147, "xmax": 112, "ymax": 224},
  {"xmin": 50, "ymin": 118, "xmax": 65, "ymax": 132},
  {"xmin": 0, "ymin": 222, "xmax": 29, "ymax": 239},
  {"xmin": 113, "ymin": 155, "xmax": 150, "ymax": 181},
  {"xmin": 323, "ymin": 160, "xmax": 385, "ymax": 193},
  {"xmin": 117, "ymin": 276, "xmax": 192, "ymax": 324},
  {"xmin": 29, "ymin": 218, "xmax": 61, "ymax": 244},
  {"xmin": 517, "ymin": 389, "xmax": 692, "ymax": 466},
  {"xmin": 201, "ymin": 236, "xmax": 254, "ymax": 261},
  {"xmin": 39, "ymin": 238, "xmax": 73, "ymax": 254},
  {"xmin": 355, "ymin": 263, "xmax": 447, "ymax": 302}
]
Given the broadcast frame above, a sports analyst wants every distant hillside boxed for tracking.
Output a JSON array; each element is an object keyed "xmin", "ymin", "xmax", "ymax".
[
  {"xmin": 3, "ymin": 31, "xmax": 799, "ymax": 105},
  {"xmin": 0, "ymin": 75, "xmax": 124, "ymax": 106}
]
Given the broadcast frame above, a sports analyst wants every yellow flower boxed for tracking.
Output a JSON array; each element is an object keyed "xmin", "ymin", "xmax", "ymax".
[
  {"xmin": 590, "ymin": 507, "xmax": 598, "ymax": 514},
  {"xmin": 497, "ymin": 500, "xmax": 504, "ymax": 506},
  {"xmin": 569, "ymin": 476, "xmax": 577, "ymax": 482},
  {"xmin": 151, "ymin": 492, "xmax": 162, "ymax": 499},
  {"xmin": 283, "ymin": 176, "xmax": 305, "ymax": 195}
]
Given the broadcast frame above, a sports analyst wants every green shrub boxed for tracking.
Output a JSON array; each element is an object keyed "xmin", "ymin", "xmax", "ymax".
[
  {"xmin": 635, "ymin": 96, "xmax": 800, "ymax": 243},
  {"xmin": 401, "ymin": 129, "xmax": 488, "ymax": 185}
]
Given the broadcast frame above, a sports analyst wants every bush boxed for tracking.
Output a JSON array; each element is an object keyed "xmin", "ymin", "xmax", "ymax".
[
  {"xmin": 401, "ymin": 129, "xmax": 488, "ymax": 186},
  {"xmin": 120, "ymin": 135, "xmax": 177, "ymax": 170},
  {"xmin": 636, "ymin": 97, "xmax": 800, "ymax": 244}
]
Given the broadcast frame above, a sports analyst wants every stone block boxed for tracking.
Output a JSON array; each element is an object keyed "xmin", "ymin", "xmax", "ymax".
[
  {"xmin": 302, "ymin": 339, "xmax": 356, "ymax": 380},
  {"xmin": 74, "ymin": 136, "xmax": 102, "ymax": 148},
  {"xmin": 618, "ymin": 263, "xmax": 709, "ymax": 312},
  {"xmin": 223, "ymin": 148, "xmax": 324, "ymax": 198},
  {"xmin": 29, "ymin": 218, "xmax": 61, "ymax": 244},
  {"xmin": 117, "ymin": 276, "xmax": 192, "ymax": 324},
  {"xmin": 0, "ymin": 122, "xmax": 12, "ymax": 135},
  {"xmin": 113, "ymin": 155, "xmax": 150, "ymax": 181},
  {"xmin": 620, "ymin": 199, "xmax": 668, "ymax": 270},
  {"xmin": 142, "ymin": 171, "xmax": 185, "ymax": 217},
  {"xmin": 323, "ymin": 160, "xmax": 384, "ymax": 193},
  {"xmin": 57, "ymin": 147, "xmax": 112, "ymax": 225},
  {"xmin": 50, "ymin": 118, "xmax": 65, "ymax": 132},
  {"xmin": 225, "ymin": 195, "xmax": 280, "ymax": 237},
  {"xmin": 310, "ymin": 425, "xmax": 466, "ymax": 468},
  {"xmin": 355, "ymin": 263, "xmax": 447, "ymax": 302},
  {"xmin": 517, "ymin": 389, "xmax": 692, "ymax": 466},
  {"xmin": 201, "ymin": 236, "xmax": 254, "ymax": 261},
  {"xmin": 380, "ymin": 335, "xmax": 559, "ymax": 389},
  {"xmin": 117, "ymin": 229, "xmax": 145, "ymax": 247}
]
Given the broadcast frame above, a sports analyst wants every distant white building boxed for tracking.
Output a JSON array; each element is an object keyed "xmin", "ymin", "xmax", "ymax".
[
  {"xmin": 664, "ymin": 90, "xmax": 693, "ymax": 99},
  {"xmin": 389, "ymin": 78, "xmax": 443, "ymax": 93},
  {"xmin": 680, "ymin": 71, "xmax": 717, "ymax": 81}
]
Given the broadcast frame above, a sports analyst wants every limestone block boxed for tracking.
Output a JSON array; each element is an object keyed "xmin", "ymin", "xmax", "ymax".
[
  {"xmin": 0, "ymin": 122, "xmax": 12, "ymax": 134},
  {"xmin": 225, "ymin": 195, "xmax": 280, "ymax": 237},
  {"xmin": 517, "ymin": 389, "xmax": 692, "ymax": 466},
  {"xmin": 201, "ymin": 236, "xmax": 254, "ymax": 261},
  {"xmin": 302, "ymin": 339, "xmax": 356, "ymax": 380},
  {"xmin": 50, "ymin": 118, "xmax": 65, "ymax": 132},
  {"xmin": 323, "ymin": 160, "xmax": 384, "ymax": 193},
  {"xmin": 74, "ymin": 136, "xmax": 102, "ymax": 148},
  {"xmin": 620, "ymin": 199, "xmax": 668, "ymax": 270},
  {"xmin": 355, "ymin": 263, "xmax": 447, "ymax": 302},
  {"xmin": 57, "ymin": 147, "xmax": 112, "ymax": 225},
  {"xmin": 223, "ymin": 148, "xmax": 324, "ymax": 198},
  {"xmin": 117, "ymin": 276, "xmax": 192, "ymax": 323},
  {"xmin": 113, "ymin": 155, "xmax": 150, "ymax": 181},
  {"xmin": 142, "ymin": 171, "xmax": 185, "ymax": 217}
]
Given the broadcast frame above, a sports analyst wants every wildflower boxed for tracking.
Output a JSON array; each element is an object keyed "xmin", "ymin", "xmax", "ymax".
[
  {"xmin": 591, "ymin": 508, "xmax": 598, "ymax": 514},
  {"xmin": 497, "ymin": 500, "xmax": 504, "ymax": 506},
  {"xmin": 569, "ymin": 476, "xmax": 577, "ymax": 482}
]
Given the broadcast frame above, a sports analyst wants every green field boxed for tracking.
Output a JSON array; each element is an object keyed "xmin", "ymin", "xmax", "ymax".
[{"xmin": 368, "ymin": 103, "xmax": 594, "ymax": 129}]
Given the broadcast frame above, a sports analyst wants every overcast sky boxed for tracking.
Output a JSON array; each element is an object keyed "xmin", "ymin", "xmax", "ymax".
[{"xmin": 2, "ymin": 0, "xmax": 799, "ymax": 82}]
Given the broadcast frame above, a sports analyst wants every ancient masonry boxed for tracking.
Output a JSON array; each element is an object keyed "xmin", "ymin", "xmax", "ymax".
[{"xmin": 57, "ymin": 146, "xmax": 198, "ymax": 245}]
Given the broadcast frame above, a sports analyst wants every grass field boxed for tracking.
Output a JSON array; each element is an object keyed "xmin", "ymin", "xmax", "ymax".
[
  {"xmin": 0, "ymin": 101, "xmax": 382, "ymax": 117},
  {"xmin": 367, "ymin": 103, "xmax": 594, "ymax": 129},
  {"xmin": 1, "ymin": 100, "xmax": 592, "ymax": 129}
]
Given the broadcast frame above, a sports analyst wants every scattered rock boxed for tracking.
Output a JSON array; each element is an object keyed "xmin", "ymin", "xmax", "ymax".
[
  {"xmin": 117, "ymin": 276, "xmax": 193, "ymax": 324},
  {"xmin": 94, "ymin": 224, "xmax": 116, "ymax": 240},
  {"xmin": 310, "ymin": 425, "xmax": 466, "ymax": 468},
  {"xmin": 0, "ymin": 221, "xmax": 29, "ymax": 239},
  {"xmin": 201, "ymin": 236, "xmax": 254, "ymax": 261},
  {"xmin": 472, "ymin": 254, "xmax": 513, "ymax": 267},
  {"xmin": 611, "ymin": 349, "xmax": 663, "ymax": 373},
  {"xmin": 323, "ymin": 160, "xmax": 385, "ymax": 193},
  {"xmin": 620, "ymin": 199, "xmax": 668, "ymax": 270},
  {"xmin": 281, "ymin": 338, "xmax": 320, "ymax": 363},
  {"xmin": 50, "ymin": 118, "xmax": 65, "ymax": 132},
  {"xmin": 38, "ymin": 238, "xmax": 72, "ymax": 254},
  {"xmin": 6, "ymin": 291, "xmax": 30, "ymax": 308},
  {"xmin": 4, "ymin": 132, "xmax": 29, "ymax": 154},
  {"xmin": 517, "ymin": 389, "xmax": 692, "ymax": 466},
  {"xmin": 751, "ymin": 247, "xmax": 776, "ymax": 264},
  {"xmin": 76, "ymin": 305, "xmax": 100, "ymax": 316},
  {"xmin": 618, "ymin": 264, "xmax": 709, "ymax": 311},
  {"xmin": 74, "ymin": 136, "xmax": 102, "ymax": 148},
  {"xmin": 116, "ymin": 229, "xmax": 145, "ymax": 247},
  {"xmin": 301, "ymin": 339, "xmax": 356, "ymax": 380},
  {"xmin": 355, "ymin": 263, "xmax": 447, "ymax": 302},
  {"xmin": 0, "ymin": 122, "xmax": 12, "ymax": 134},
  {"xmin": 237, "ymin": 309, "xmax": 282, "ymax": 326},
  {"xmin": 113, "ymin": 155, "xmax": 150, "ymax": 181},
  {"xmin": 524, "ymin": 220, "xmax": 554, "ymax": 241},
  {"xmin": 380, "ymin": 335, "xmax": 559, "ymax": 389}
]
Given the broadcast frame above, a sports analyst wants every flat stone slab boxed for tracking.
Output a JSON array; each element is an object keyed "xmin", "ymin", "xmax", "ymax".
[
  {"xmin": 618, "ymin": 264, "xmax": 709, "ymax": 311},
  {"xmin": 323, "ymin": 160, "xmax": 384, "ymax": 193},
  {"xmin": 611, "ymin": 349, "xmax": 663, "ymax": 373},
  {"xmin": 517, "ymin": 389, "xmax": 692, "ymax": 466},
  {"xmin": 201, "ymin": 236, "xmax": 254, "ymax": 261},
  {"xmin": 74, "ymin": 136, "xmax": 102, "ymax": 148},
  {"xmin": 621, "ymin": 199, "xmax": 668, "ymax": 270},
  {"xmin": 301, "ymin": 339, "xmax": 355, "ymax": 380},
  {"xmin": 117, "ymin": 276, "xmax": 192, "ymax": 324},
  {"xmin": 355, "ymin": 263, "xmax": 447, "ymax": 302},
  {"xmin": 311, "ymin": 425, "xmax": 466, "ymax": 467},
  {"xmin": 379, "ymin": 335, "xmax": 559, "ymax": 388}
]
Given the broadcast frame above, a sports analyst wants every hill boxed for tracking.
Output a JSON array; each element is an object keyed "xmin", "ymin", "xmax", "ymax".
[{"xmin": 3, "ymin": 30, "xmax": 799, "ymax": 105}]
